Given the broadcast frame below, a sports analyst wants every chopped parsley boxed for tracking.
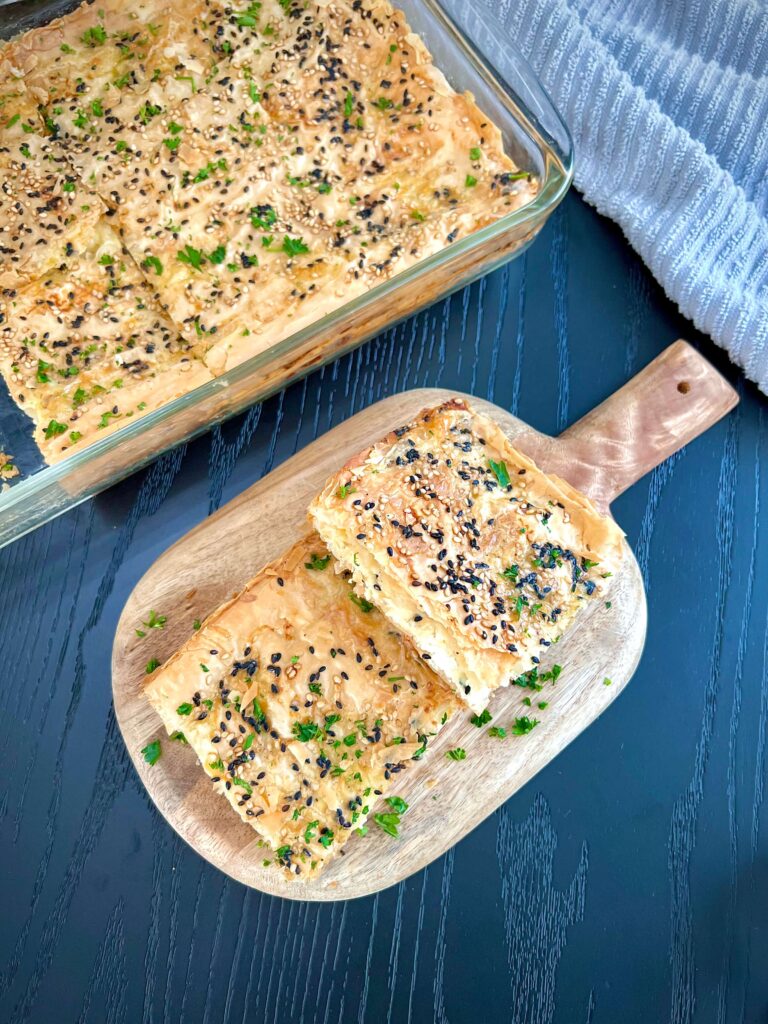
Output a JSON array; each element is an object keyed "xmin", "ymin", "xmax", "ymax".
[
  {"xmin": 144, "ymin": 609, "xmax": 167, "ymax": 630},
  {"xmin": 374, "ymin": 811, "xmax": 402, "ymax": 838},
  {"xmin": 250, "ymin": 204, "xmax": 277, "ymax": 229},
  {"xmin": 304, "ymin": 552, "xmax": 331, "ymax": 571},
  {"xmin": 465, "ymin": 174, "xmax": 477, "ymax": 188},
  {"xmin": 292, "ymin": 721, "xmax": 320, "ymax": 742},
  {"xmin": 470, "ymin": 709, "xmax": 492, "ymax": 727},
  {"xmin": 170, "ymin": 731, "xmax": 188, "ymax": 744},
  {"xmin": 511, "ymin": 716, "xmax": 539, "ymax": 735},
  {"xmin": 488, "ymin": 726, "xmax": 507, "ymax": 739},
  {"xmin": 138, "ymin": 102, "xmax": 162, "ymax": 124},
  {"xmin": 304, "ymin": 820, "xmax": 319, "ymax": 843},
  {"xmin": 501, "ymin": 564, "xmax": 519, "ymax": 582},
  {"xmin": 232, "ymin": 778, "xmax": 253, "ymax": 795},
  {"xmin": 177, "ymin": 244, "xmax": 206, "ymax": 270},
  {"xmin": 446, "ymin": 747, "xmax": 466, "ymax": 761},
  {"xmin": 44, "ymin": 419, "xmax": 67, "ymax": 440},
  {"xmin": 81, "ymin": 25, "xmax": 107, "ymax": 46},
  {"xmin": 145, "ymin": 658, "xmax": 160, "ymax": 674},
  {"xmin": 349, "ymin": 592, "xmax": 374, "ymax": 613},
  {"xmin": 488, "ymin": 458, "xmax": 510, "ymax": 487},
  {"xmin": 176, "ymin": 703, "xmax": 193, "ymax": 715},
  {"xmin": 344, "ymin": 91, "xmax": 355, "ymax": 117},
  {"xmin": 141, "ymin": 740, "xmax": 161, "ymax": 765},
  {"xmin": 185, "ymin": 158, "xmax": 228, "ymax": 186},
  {"xmin": 141, "ymin": 255, "xmax": 163, "ymax": 275},
  {"xmin": 469, "ymin": 146, "xmax": 482, "ymax": 160},
  {"xmin": 513, "ymin": 664, "xmax": 562, "ymax": 690},
  {"xmin": 281, "ymin": 235, "xmax": 309, "ymax": 257},
  {"xmin": 97, "ymin": 411, "xmax": 119, "ymax": 429},
  {"xmin": 385, "ymin": 796, "xmax": 408, "ymax": 814}
]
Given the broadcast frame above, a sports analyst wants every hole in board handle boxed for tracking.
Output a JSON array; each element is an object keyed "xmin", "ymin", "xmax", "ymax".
[{"xmin": 677, "ymin": 380, "xmax": 691, "ymax": 394}]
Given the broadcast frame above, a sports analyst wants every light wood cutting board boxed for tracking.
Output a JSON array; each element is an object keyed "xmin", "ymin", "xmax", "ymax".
[{"xmin": 112, "ymin": 340, "xmax": 737, "ymax": 901}]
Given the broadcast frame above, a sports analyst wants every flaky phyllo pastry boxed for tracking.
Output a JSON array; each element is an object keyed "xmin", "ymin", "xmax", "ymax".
[
  {"xmin": 0, "ymin": 0, "xmax": 536, "ymax": 462},
  {"xmin": 145, "ymin": 533, "xmax": 458, "ymax": 878},
  {"xmin": 145, "ymin": 402, "xmax": 623, "ymax": 877},
  {"xmin": 310, "ymin": 400, "xmax": 625, "ymax": 712}
]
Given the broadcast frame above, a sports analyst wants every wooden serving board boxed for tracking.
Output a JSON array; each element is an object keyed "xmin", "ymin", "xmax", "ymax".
[{"xmin": 112, "ymin": 340, "xmax": 737, "ymax": 901}]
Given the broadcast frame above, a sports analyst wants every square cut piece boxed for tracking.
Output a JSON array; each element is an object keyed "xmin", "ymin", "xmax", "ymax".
[
  {"xmin": 144, "ymin": 533, "xmax": 457, "ymax": 878},
  {"xmin": 309, "ymin": 400, "xmax": 625, "ymax": 713},
  {"xmin": 0, "ymin": 83, "xmax": 211, "ymax": 462},
  {"xmin": 20, "ymin": 0, "xmax": 536, "ymax": 371}
]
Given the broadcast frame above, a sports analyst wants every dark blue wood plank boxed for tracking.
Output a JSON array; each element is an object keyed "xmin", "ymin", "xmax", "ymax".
[{"xmin": 0, "ymin": 190, "xmax": 766, "ymax": 1024}]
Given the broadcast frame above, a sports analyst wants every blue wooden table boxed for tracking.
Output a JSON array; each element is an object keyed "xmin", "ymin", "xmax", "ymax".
[{"xmin": 1, "ymin": 192, "xmax": 765, "ymax": 1024}]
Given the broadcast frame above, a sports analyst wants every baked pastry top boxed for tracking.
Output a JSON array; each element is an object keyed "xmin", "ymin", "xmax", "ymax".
[
  {"xmin": 310, "ymin": 399, "xmax": 625, "ymax": 712},
  {"xmin": 0, "ymin": 75, "xmax": 212, "ymax": 461},
  {"xmin": 144, "ymin": 531, "xmax": 457, "ymax": 877},
  {"xmin": 0, "ymin": 0, "xmax": 536, "ymax": 461}
]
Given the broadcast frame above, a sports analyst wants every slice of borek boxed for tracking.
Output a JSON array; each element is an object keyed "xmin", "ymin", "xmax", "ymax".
[
  {"xmin": 309, "ymin": 399, "xmax": 625, "ymax": 713},
  {"xmin": 144, "ymin": 533, "xmax": 457, "ymax": 878}
]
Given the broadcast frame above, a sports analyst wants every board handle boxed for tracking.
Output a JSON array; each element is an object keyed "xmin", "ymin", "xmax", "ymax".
[{"xmin": 521, "ymin": 341, "xmax": 739, "ymax": 513}]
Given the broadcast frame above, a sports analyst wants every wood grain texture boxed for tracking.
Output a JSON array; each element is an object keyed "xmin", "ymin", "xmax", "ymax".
[
  {"xmin": 1, "ymin": 191, "xmax": 767, "ymax": 1023},
  {"xmin": 516, "ymin": 341, "xmax": 738, "ymax": 514},
  {"xmin": 113, "ymin": 388, "xmax": 649, "ymax": 900}
]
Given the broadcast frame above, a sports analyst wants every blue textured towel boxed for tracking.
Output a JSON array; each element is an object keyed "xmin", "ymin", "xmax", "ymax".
[{"xmin": 443, "ymin": 0, "xmax": 768, "ymax": 393}]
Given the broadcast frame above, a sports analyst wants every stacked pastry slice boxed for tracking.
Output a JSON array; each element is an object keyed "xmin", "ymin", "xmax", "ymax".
[
  {"xmin": 145, "ymin": 532, "xmax": 458, "ymax": 877},
  {"xmin": 309, "ymin": 400, "xmax": 625, "ymax": 712},
  {"xmin": 145, "ymin": 399, "xmax": 624, "ymax": 879}
]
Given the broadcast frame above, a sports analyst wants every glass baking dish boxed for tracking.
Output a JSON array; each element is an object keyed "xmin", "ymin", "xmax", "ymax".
[{"xmin": 0, "ymin": 0, "xmax": 572, "ymax": 549}]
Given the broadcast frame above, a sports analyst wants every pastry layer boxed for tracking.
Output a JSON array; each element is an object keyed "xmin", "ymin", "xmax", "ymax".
[
  {"xmin": 144, "ymin": 532, "xmax": 457, "ymax": 877},
  {"xmin": 309, "ymin": 399, "xmax": 625, "ymax": 712},
  {"xmin": 4, "ymin": 0, "xmax": 536, "ymax": 379},
  {"xmin": 0, "ymin": 77, "xmax": 212, "ymax": 461}
]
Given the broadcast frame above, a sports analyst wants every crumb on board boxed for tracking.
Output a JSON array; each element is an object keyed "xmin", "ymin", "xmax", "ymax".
[{"xmin": 0, "ymin": 452, "xmax": 19, "ymax": 482}]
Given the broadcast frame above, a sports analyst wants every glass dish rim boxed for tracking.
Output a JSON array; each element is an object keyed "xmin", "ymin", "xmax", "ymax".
[{"xmin": 0, "ymin": 0, "xmax": 574, "ymax": 518}]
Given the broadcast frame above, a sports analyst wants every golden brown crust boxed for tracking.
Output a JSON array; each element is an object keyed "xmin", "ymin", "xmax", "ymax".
[
  {"xmin": 1, "ymin": 0, "xmax": 535, "ymax": 471},
  {"xmin": 144, "ymin": 531, "xmax": 457, "ymax": 877},
  {"xmin": 1, "ymin": 0, "xmax": 537, "ymax": 447},
  {"xmin": 310, "ymin": 400, "xmax": 625, "ymax": 712}
]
